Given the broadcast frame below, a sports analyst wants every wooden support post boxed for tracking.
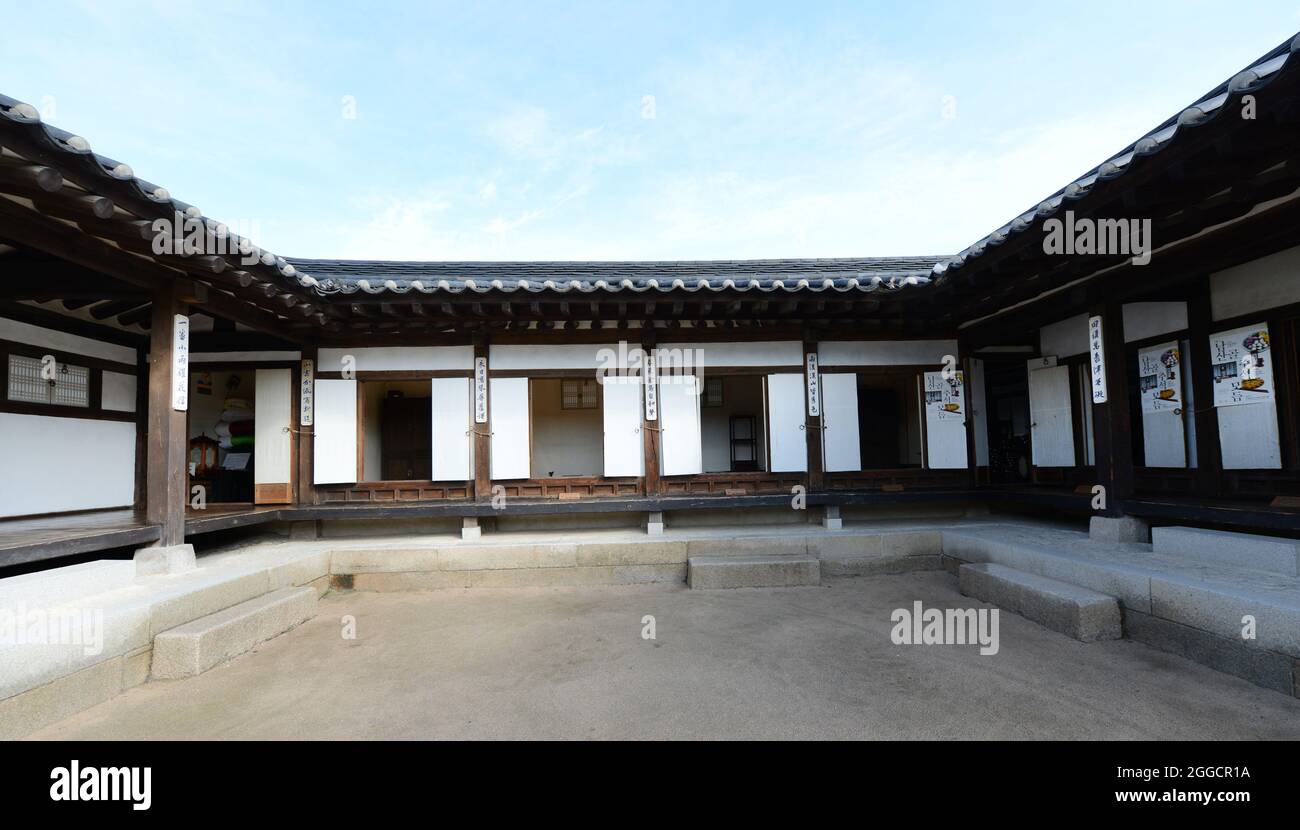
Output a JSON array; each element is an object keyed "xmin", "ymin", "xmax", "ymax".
[
  {"xmin": 297, "ymin": 346, "xmax": 317, "ymax": 506},
  {"xmin": 803, "ymin": 339, "xmax": 824, "ymax": 493},
  {"xmin": 133, "ymin": 345, "xmax": 148, "ymax": 511},
  {"xmin": 473, "ymin": 337, "xmax": 492, "ymax": 502},
  {"xmin": 641, "ymin": 332, "xmax": 661, "ymax": 496},
  {"xmin": 1090, "ymin": 302, "xmax": 1135, "ymax": 515},
  {"xmin": 145, "ymin": 283, "xmax": 188, "ymax": 546},
  {"xmin": 1186, "ymin": 281, "xmax": 1222, "ymax": 497}
]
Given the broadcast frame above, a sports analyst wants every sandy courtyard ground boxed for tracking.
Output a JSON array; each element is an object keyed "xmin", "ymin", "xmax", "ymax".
[{"xmin": 28, "ymin": 571, "xmax": 1300, "ymax": 740}]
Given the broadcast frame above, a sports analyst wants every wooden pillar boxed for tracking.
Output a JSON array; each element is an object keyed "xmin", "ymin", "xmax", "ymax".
[
  {"xmin": 133, "ymin": 345, "xmax": 148, "ymax": 511},
  {"xmin": 1090, "ymin": 302, "xmax": 1134, "ymax": 515},
  {"xmin": 297, "ymin": 346, "xmax": 317, "ymax": 506},
  {"xmin": 641, "ymin": 332, "xmax": 661, "ymax": 495},
  {"xmin": 1186, "ymin": 280, "xmax": 1222, "ymax": 497},
  {"xmin": 472, "ymin": 336, "xmax": 492, "ymax": 502},
  {"xmin": 803, "ymin": 339, "xmax": 824, "ymax": 492},
  {"xmin": 145, "ymin": 283, "xmax": 189, "ymax": 546}
]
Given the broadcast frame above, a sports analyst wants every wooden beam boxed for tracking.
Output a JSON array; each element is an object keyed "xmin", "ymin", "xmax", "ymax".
[
  {"xmin": 0, "ymin": 196, "xmax": 307, "ymax": 340},
  {"xmin": 89, "ymin": 298, "xmax": 147, "ymax": 320}
]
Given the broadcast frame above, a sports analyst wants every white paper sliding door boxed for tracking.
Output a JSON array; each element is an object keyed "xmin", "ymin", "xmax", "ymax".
[
  {"xmin": 1136, "ymin": 341, "xmax": 1186, "ymax": 468},
  {"xmin": 766, "ymin": 373, "xmax": 807, "ymax": 473},
  {"xmin": 313, "ymin": 378, "xmax": 357, "ymax": 484},
  {"xmin": 430, "ymin": 377, "xmax": 471, "ymax": 481},
  {"xmin": 1027, "ymin": 362, "xmax": 1075, "ymax": 467},
  {"xmin": 659, "ymin": 375, "xmax": 702, "ymax": 475},
  {"xmin": 490, "ymin": 377, "xmax": 530, "ymax": 479},
  {"xmin": 254, "ymin": 369, "xmax": 294, "ymax": 503},
  {"xmin": 821, "ymin": 372, "xmax": 861, "ymax": 472},
  {"xmin": 922, "ymin": 371, "xmax": 968, "ymax": 469},
  {"xmin": 602, "ymin": 377, "xmax": 644, "ymax": 477}
]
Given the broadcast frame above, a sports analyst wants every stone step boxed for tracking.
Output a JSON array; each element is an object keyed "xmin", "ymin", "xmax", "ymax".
[
  {"xmin": 819, "ymin": 553, "xmax": 942, "ymax": 577},
  {"xmin": 0, "ymin": 560, "xmax": 135, "ymax": 613},
  {"xmin": 150, "ymin": 587, "xmax": 317, "ymax": 679},
  {"xmin": 958, "ymin": 562, "xmax": 1122, "ymax": 642},
  {"xmin": 1151, "ymin": 526, "xmax": 1300, "ymax": 577},
  {"xmin": 688, "ymin": 554, "xmax": 820, "ymax": 589}
]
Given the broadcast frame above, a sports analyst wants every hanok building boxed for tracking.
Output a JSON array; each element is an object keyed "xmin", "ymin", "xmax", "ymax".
[{"xmin": 1, "ymin": 33, "xmax": 1299, "ymax": 567}]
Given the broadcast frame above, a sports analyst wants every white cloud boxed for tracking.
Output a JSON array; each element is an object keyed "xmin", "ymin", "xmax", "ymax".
[
  {"xmin": 486, "ymin": 209, "xmax": 544, "ymax": 235},
  {"xmin": 486, "ymin": 105, "xmax": 556, "ymax": 158}
]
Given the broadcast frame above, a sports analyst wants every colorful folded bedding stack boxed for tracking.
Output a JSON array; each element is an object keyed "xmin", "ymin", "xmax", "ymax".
[{"xmin": 215, "ymin": 397, "xmax": 254, "ymax": 450}]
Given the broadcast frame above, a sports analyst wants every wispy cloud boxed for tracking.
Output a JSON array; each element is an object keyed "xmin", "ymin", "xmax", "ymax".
[{"xmin": 9, "ymin": 2, "xmax": 1292, "ymax": 261}]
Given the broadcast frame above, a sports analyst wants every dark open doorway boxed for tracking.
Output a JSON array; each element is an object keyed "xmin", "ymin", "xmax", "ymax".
[{"xmin": 982, "ymin": 358, "xmax": 1032, "ymax": 484}]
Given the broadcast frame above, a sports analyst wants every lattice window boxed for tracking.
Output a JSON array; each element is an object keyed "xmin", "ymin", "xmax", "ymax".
[
  {"xmin": 7, "ymin": 354, "xmax": 90, "ymax": 407},
  {"xmin": 560, "ymin": 378, "xmax": 598, "ymax": 409},
  {"xmin": 703, "ymin": 376, "xmax": 724, "ymax": 407}
]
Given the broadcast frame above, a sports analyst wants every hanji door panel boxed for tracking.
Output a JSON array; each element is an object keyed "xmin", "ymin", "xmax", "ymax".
[
  {"xmin": 313, "ymin": 378, "xmax": 358, "ymax": 484},
  {"xmin": 923, "ymin": 370, "xmax": 968, "ymax": 469},
  {"xmin": 430, "ymin": 377, "xmax": 472, "ymax": 481},
  {"xmin": 602, "ymin": 377, "xmax": 644, "ymax": 477},
  {"xmin": 821, "ymin": 372, "xmax": 861, "ymax": 473},
  {"xmin": 659, "ymin": 375, "xmax": 703, "ymax": 476},
  {"xmin": 1136, "ymin": 341, "xmax": 1186, "ymax": 468},
  {"xmin": 1027, "ymin": 361, "xmax": 1075, "ymax": 467},
  {"xmin": 490, "ymin": 377, "xmax": 530, "ymax": 479},
  {"xmin": 766, "ymin": 373, "xmax": 807, "ymax": 473},
  {"xmin": 254, "ymin": 368, "xmax": 294, "ymax": 503}
]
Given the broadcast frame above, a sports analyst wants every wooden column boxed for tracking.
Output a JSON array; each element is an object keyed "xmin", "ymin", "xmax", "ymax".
[
  {"xmin": 1090, "ymin": 302, "xmax": 1135, "ymax": 515},
  {"xmin": 145, "ymin": 283, "xmax": 189, "ymax": 546},
  {"xmin": 133, "ymin": 345, "xmax": 148, "ymax": 511},
  {"xmin": 1186, "ymin": 280, "xmax": 1222, "ymax": 497},
  {"xmin": 472, "ymin": 336, "xmax": 492, "ymax": 502},
  {"xmin": 297, "ymin": 346, "xmax": 317, "ymax": 506},
  {"xmin": 641, "ymin": 332, "xmax": 661, "ymax": 495},
  {"xmin": 803, "ymin": 339, "xmax": 824, "ymax": 493}
]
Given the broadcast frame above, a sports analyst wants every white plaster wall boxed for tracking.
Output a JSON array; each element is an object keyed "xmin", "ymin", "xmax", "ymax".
[
  {"xmin": 1123, "ymin": 302, "xmax": 1187, "ymax": 343},
  {"xmin": 491, "ymin": 343, "xmax": 621, "ymax": 370},
  {"xmin": 0, "ymin": 414, "xmax": 136, "ymax": 517},
  {"xmin": 685, "ymin": 341, "xmax": 802, "ymax": 367},
  {"xmin": 318, "ymin": 346, "xmax": 473, "ymax": 372},
  {"xmin": 1211, "ymin": 244, "xmax": 1300, "ymax": 322},
  {"xmin": 1039, "ymin": 314, "xmax": 1089, "ymax": 359},
  {"xmin": 817, "ymin": 340, "xmax": 957, "ymax": 366}
]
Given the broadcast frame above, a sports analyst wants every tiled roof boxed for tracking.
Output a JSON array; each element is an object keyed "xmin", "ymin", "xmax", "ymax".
[
  {"xmin": 286, "ymin": 257, "xmax": 939, "ymax": 295},
  {"xmin": 934, "ymin": 31, "xmax": 1300, "ymax": 279},
  {"xmin": 0, "ymin": 94, "xmax": 310, "ymax": 294}
]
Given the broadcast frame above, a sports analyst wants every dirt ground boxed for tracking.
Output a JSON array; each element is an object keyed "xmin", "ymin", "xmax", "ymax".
[{"xmin": 29, "ymin": 572, "xmax": 1300, "ymax": 740}]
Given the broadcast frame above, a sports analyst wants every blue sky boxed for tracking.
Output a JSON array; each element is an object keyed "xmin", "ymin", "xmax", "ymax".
[{"xmin": 6, "ymin": 2, "xmax": 1299, "ymax": 261}]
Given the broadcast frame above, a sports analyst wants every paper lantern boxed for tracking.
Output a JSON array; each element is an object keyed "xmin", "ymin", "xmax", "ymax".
[{"xmin": 188, "ymin": 435, "xmax": 220, "ymax": 477}]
